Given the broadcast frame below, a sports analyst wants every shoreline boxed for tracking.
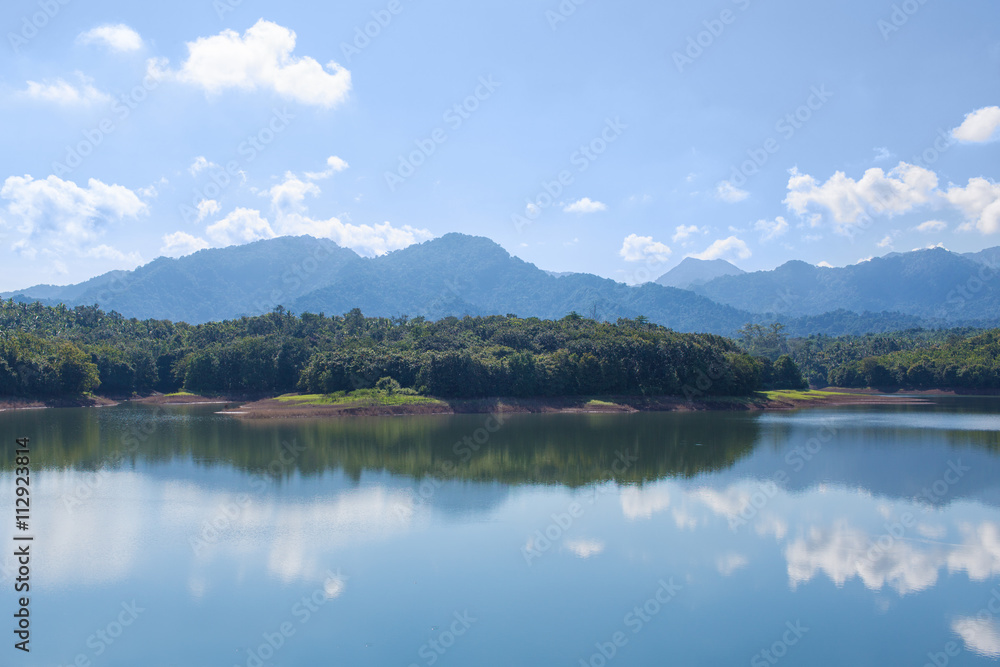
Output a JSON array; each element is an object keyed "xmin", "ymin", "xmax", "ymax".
[
  {"xmin": 1, "ymin": 387, "xmax": 988, "ymax": 417},
  {"xmin": 229, "ymin": 389, "xmax": 933, "ymax": 420}
]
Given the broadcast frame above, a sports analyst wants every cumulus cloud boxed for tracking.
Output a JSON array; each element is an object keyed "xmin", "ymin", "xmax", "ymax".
[
  {"xmin": 915, "ymin": 220, "xmax": 947, "ymax": 233},
  {"xmin": 564, "ymin": 539, "xmax": 605, "ymax": 559},
  {"xmin": 275, "ymin": 213, "xmax": 433, "ymax": 256},
  {"xmin": 952, "ymin": 106, "xmax": 1000, "ymax": 143},
  {"xmin": 196, "ymin": 199, "xmax": 220, "ymax": 222},
  {"xmin": 945, "ymin": 178, "xmax": 1000, "ymax": 234},
  {"xmin": 206, "ymin": 208, "xmax": 276, "ymax": 246},
  {"xmin": 690, "ymin": 236, "xmax": 751, "ymax": 261},
  {"xmin": 784, "ymin": 163, "xmax": 939, "ymax": 233},
  {"xmin": 619, "ymin": 234, "xmax": 672, "ymax": 263},
  {"xmin": 1, "ymin": 174, "xmax": 147, "ymax": 247},
  {"xmin": 170, "ymin": 20, "xmax": 352, "ymax": 108},
  {"xmin": 189, "ymin": 156, "xmax": 218, "ymax": 176},
  {"xmin": 754, "ymin": 216, "xmax": 789, "ymax": 241},
  {"xmin": 873, "ymin": 146, "xmax": 893, "ymax": 162},
  {"xmin": 717, "ymin": 553, "xmax": 749, "ymax": 576},
  {"xmin": 672, "ymin": 225, "xmax": 702, "ymax": 243},
  {"xmin": 18, "ymin": 75, "xmax": 110, "ymax": 106},
  {"xmin": 268, "ymin": 173, "xmax": 320, "ymax": 213},
  {"xmin": 816, "ymin": 261, "xmax": 834, "ymax": 268},
  {"xmin": 953, "ymin": 618, "xmax": 1000, "ymax": 657},
  {"xmin": 716, "ymin": 181, "xmax": 749, "ymax": 203},
  {"xmin": 161, "ymin": 231, "xmax": 211, "ymax": 257},
  {"xmin": 563, "ymin": 197, "xmax": 607, "ymax": 214},
  {"xmin": 304, "ymin": 156, "xmax": 349, "ymax": 181},
  {"xmin": 76, "ymin": 24, "xmax": 143, "ymax": 52},
  {"xmin": 620, "ymin": 486, "xmax": 671, "ymax": 521}
]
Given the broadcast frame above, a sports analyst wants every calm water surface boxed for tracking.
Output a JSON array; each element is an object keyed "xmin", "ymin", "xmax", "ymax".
[{"xmin": 2, "ymin": 397, "xmax": 1000, "ymax": 666}]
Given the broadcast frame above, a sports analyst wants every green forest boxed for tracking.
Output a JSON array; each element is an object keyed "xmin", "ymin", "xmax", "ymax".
[
  {"xmin": 0, "ymin": 300, "xmax": 802, "ymax": 400},
  {"xmin": 4, "ymin": 299, "xmax": 998, "ymax": 399}
]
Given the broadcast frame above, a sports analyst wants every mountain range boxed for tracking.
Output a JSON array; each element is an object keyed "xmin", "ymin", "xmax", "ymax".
[{"xmin": 4, "ymin": 234, "xmax": 998, "ymax": 336}]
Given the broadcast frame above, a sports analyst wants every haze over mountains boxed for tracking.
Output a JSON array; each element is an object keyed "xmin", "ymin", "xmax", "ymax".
[{"xmin": 3, "ymin": 234, "xmax": 998, "ymax": 336}]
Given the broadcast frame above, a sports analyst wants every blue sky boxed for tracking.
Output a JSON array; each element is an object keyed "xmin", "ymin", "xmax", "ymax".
[{"xmin": 1, "ymin": 0, "xmax": 998, "ymax": 290}]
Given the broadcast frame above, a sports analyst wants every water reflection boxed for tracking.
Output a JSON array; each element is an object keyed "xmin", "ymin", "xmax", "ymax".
[{"xmin": 1, "ymin": 398, "xmax": 999, "ymax": 664}]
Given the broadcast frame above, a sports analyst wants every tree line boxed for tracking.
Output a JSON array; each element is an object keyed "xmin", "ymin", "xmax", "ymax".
[{"xmin": 0, "ymin": 301, "xmax": 806, "ymax": 399}]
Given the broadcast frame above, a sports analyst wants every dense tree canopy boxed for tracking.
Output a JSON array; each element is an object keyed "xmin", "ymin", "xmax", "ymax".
[{"xmin": 0, "ymin": 301, "xmax": 805, "ymax": 399}]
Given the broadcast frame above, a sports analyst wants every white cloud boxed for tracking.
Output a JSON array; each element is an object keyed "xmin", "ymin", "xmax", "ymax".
[
  {"xmin": 717, "ymin": 553, "xmax": 749, "ymax": 576},
  {"xmin": 945, "ymin": 178, "xmax": 1000, "ymax": 234},
  {"xmin": 672, "ymin": 225, "xmax": 702, "ymax": 243},
  {"xmin": 620, "ymin": 486, "xmax": 671, "ymax": 521},
  {"xmin": 564, "ymin": 539, "xmax": 605, "ymax": 559},
  {"xmin": 952, "ymin": 106, "xmax": 1000, "ymax": 143},
  {"xmin": 953, "ymin": 618, "xmax": 1000, "ymax": 657},
  {"xmin": 563, "ymin": 197, "xmax": 607, "ymax": 214},
  {"xmin": 77, "ymin": 24, "xmax": 143, "ymax": 52},
  {"xmin": 784, "ymin": 162, "xmax": 939, "ymax": 233},
  {"xmin": 268, "ymin": 173, "xmax": 320, "ymax": 213},
  {"xmin": 873, "ymin": 146, "xmax": 892, "ymax": 162},
  {"xmin": 0, "ymin": 174, "xmax": 147, "ymax": 247},
  {"xmin": 161, "ymin": 231, "xmax": 211, "ymax": 257},
  {"xmin": 877, "ymin": 234, "xmax": 894, "ymax": 249},
  {"xmin": 189, "ymin": 156, "xmax": 218, "ymax": 176},
  {"xmin": 82, "ymin": 244, "xmax": 143, "ymax": 265},
  {"xmin": 915, "ymin": 220, "xmax": 947, "ymax": 233},
  {"xmin": 19, "ymin": 75, "xmax": 110, "ymax": 106},
  {"xmin": 196, "ymin": 199, "xmax": 220, "ymax": 222},
  {"xmin": 275, "ymin": 213, "xmax": 433, "ymax": 256},
  {"xmin": 171, "ymin": 20, "xmax": 352, "ymax": 108},
  {"xmin": 690, "ymin": 236, "xmax": 751, "ymax": 261},
  {"xmin": 206, "ymin": 208, "xmax": 276, "ymax": 246},
  {"xmin": 619, "ymin": 234, "xmax": 672, "ymax": 263},
  {"xmin": 716, "ymin": 181, "xmax": 749, "ymax": 203},
  {"xmin": 304, "ymin": 156, "xmax": 349, "ymax": 181},
  {"xmin": 816, "ymin": 261, "xmax": 834, "ymax": 268},
  {"xmin": 753, "ymin": 216, "xmax": 788, "ymax": 241}
]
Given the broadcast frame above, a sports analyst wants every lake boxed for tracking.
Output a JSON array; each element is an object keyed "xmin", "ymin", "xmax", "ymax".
[{"xmin": 2, "ymin": 397, "xmax": 1000, "ymax": 666}]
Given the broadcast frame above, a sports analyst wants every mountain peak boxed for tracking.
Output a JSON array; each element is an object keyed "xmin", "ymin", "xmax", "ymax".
[{"xmin": 655, "ymin": 257, "xmax": 745, "ymax": 290}]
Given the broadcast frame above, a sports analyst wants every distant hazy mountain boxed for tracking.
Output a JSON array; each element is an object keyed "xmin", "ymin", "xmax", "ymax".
[
  {"xmin": 3, "ymin": 234, "xmax": 749, "ymax": 333},
  {"xmin": 689, "ymin": 247, "xmax": 1000, "ymax": 321},
  {"xmin": 5, "ymin": 235, "xmax": 997, "ymax": 334},
  {"xmin": 655, "ymin": 257, "xmax": 745, "ymax": 289}
]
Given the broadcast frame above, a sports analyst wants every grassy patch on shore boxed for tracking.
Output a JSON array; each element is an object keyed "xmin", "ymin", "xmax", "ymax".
[
  {"xmin": 761, "ymin": 390, "xmax": 847, "ymax": 402},
  {"xmin": 165, "ymin": 391, "xmax": 197, "ymax": 398},
  {"xmin": 274, "ymin": 389, "xmax": 447, "ymax": 408}
]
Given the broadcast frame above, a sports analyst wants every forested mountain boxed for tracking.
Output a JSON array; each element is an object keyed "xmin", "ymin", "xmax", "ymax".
[
  {"xmin": 689, "ymin": 247, "xmax": 1000, "ymax": 321},
  {"xmin": 5, "ymin": 235, "xmax": 752, "ymax": 333},
  {"xmin": 4, "ymin": 235, "xmax": 998, "ymax": 335}
]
